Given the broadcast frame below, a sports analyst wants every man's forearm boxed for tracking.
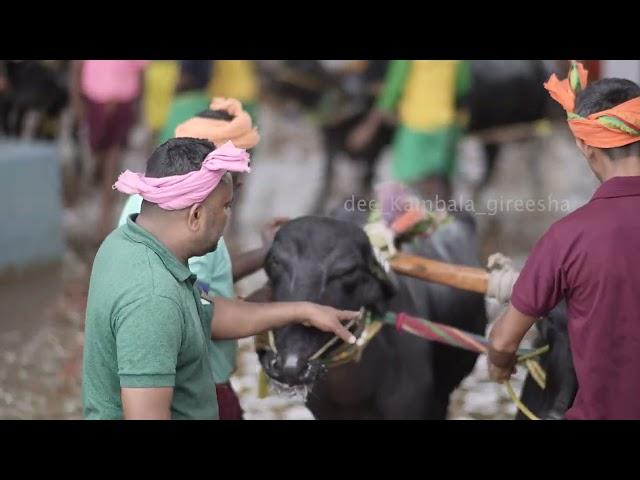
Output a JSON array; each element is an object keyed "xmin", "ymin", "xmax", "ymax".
[
  {"xmin": 488, "ymin": 304, "xmax": 538, "ymax": 366},
  {"xmin": 211, "ymin": 296, "xmax": 307, "ymax": 339}
]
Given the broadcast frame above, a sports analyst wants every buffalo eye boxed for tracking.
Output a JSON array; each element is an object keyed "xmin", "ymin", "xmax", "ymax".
[
  {"xmin": 267, "ymin": 257, "xmax": 284, "ymax": 277},
  {"xmin": 327, "ymin": 265, "xmax": 359, "ymax": 283}
]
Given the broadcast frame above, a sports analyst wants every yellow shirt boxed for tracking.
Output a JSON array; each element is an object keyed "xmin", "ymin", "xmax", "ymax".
[
  {"xmin": 399, "ymin": 60, "xmax": 460, "ymax": 131},
  {"xmin": 207, "ymin": 60, "xmax": 258, "ymax": 103},
  {"xmin": 143, "ymin": 61, "xmax": 179, "ymax": 131}
]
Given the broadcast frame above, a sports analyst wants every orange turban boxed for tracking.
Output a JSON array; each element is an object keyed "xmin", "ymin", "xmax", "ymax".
[
  {"xmin": 544, "ymin": 61, "xmax": 640, "ymax": 148},
  {"xmin": 174, "ymin": 97, "xmax": 260, "ymax": 149}
]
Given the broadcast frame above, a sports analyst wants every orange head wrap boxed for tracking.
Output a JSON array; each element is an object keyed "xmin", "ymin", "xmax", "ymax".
[
  {"xmin": 544, "ymin": 61, "xmax": 640, "ymax": 148},
  {"xmin": 174, "ymin": 97, "xmax": 260, "ymax": 149}
]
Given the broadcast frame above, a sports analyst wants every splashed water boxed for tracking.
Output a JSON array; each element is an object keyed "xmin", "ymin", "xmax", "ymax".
[{"xmin": 268, "ymin": 379, "xmax": 311, "ymax": 402}]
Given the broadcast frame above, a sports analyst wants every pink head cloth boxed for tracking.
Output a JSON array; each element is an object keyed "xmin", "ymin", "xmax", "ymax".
[{"xmin": 113, "ymin": 141, "xmax": 250, "ymax": 210}]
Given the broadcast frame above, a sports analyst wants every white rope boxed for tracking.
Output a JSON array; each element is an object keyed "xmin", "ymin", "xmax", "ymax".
[{"xmin": 486, "ymin": 253, "xmax": 520, "ymax": 304}]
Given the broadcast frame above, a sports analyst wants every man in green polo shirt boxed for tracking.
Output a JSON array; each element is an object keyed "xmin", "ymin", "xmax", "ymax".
[
  {"xmin": 117, "ymin": 193, "xmax": 285, "ymax": 419},
  {"xmin": 117, "ymin": 98, "xmax": 277, "ymax": 420},
  {"xmin": 82, "ymin": 137, "xmax": 357, "ymax": 420}
]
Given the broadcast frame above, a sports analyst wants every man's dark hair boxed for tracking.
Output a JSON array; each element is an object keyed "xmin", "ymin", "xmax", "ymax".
[
  {"xmin": 196, "ymin": 108, "xmax": 235, "ymax": 121},
  {"xmin": 575, "ymin": 78, "xmax": 640, "ymax": 160},
  {"xmin": 145, "ymin": 137, "xmax": 215, "ymax": 178}
]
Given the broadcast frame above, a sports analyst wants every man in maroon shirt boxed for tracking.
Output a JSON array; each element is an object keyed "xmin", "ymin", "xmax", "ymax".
[{"xmin": 488, "ymin": 63, "xmax": 640, "ymax": 419}]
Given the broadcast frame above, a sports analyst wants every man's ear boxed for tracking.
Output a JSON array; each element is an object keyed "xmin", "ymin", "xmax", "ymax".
[
  {"xmin": 575, "ymin": 138, "xmax": 594, "ymax": 160},
  {"xmin": 576, "ymin": 137, "xmax": 608, "ymax": 180},
  {"xmin": 187, "ymin": 203, "xmax": 203, "ymax": 231}
]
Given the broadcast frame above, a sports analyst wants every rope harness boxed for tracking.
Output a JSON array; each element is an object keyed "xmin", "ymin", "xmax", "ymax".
[{"xmin": 253, "ymin": 307, "xmax": 548, "ymax": 420}]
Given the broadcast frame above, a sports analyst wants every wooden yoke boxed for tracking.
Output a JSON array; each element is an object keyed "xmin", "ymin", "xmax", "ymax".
[{"xmin": 389, "ymin": 253, "xmax": 490, "ymax": 294}]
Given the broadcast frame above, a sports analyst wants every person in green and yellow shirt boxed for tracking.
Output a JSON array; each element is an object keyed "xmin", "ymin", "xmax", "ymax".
[
  {"xmin": 348, "ymin": 60, "xmax": 471, "ymax": 201},
  {"xmin": 208, "ymin": 60, "xmax": 260, "ymax": 126},
  {"xmin": 157, "ymin": 61, "xmax": 214, "ymax": 146}
]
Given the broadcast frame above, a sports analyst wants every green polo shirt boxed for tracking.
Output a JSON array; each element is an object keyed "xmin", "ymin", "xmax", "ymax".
[
  {"xmin": 82, "ymin": 215, "xmax": 218, "ymax": 420},
  {"xmin": 117, "ymin": 195, "xmax": 237, "ymax": 383}
]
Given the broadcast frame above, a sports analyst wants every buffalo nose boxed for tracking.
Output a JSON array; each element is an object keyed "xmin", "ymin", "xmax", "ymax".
[{"xmin": 279, "ymin": 354, "xmax": 306, "ymax": 385}]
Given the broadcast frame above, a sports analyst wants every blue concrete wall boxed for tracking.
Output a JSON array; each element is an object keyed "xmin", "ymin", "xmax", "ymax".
[{"xmin": 0, "ymin": 140, "xmax": 64, "ymax": 272}]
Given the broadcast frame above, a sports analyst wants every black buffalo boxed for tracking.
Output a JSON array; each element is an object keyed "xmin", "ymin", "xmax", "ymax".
[
  {"xmin": 257, "ymin": 208, "xmax": 487, "ymax": 419},
  {"xmin": 518, "ymin": 303, "xmax": 577, "ymax": 420}
]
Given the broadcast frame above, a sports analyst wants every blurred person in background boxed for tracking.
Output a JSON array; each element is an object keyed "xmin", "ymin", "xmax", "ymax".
[
  {"xmin": 208, "ymin": 61, "xmax": 260, "ymax": 126},
  {"xmin": 0, "ymin": 61, "xmax": 7, "ymax": 92},
  {"xmin": 143, "ymin": 61, "xmax": 261, "ymax": 149},
  {"xmin": 143, "ymin": 60, "xmax": 179, "ymax": 150},
  {"xmin": 348, "ymin": 60, "xmax": 471, "ymax": 201},
  {"xmin": 70, "ymin": 60, "xmax": 149, "ymax": 240},
  {"xmin": 207, "ymin": 61, "xmax": 261, "ymax": 235},
  {"xmin": 158, "ymin": 60, "xmax": 213, "ymax": 145}
]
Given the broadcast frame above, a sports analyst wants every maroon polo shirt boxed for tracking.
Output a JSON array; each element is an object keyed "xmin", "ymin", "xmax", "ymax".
[{"xmin": 511, "ymin": 176, "xmax": 640, "ymax": 420}]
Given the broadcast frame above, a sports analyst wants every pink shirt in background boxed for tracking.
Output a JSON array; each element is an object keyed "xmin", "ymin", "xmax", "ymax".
[{"xmin": 81, "ymin": 60, "xmax": 150, "ymax": 103}]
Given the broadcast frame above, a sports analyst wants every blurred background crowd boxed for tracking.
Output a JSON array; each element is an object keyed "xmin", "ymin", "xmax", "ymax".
[{"xmin": 0, "ymin": 59, "xmax": 637, "ymax": 419}]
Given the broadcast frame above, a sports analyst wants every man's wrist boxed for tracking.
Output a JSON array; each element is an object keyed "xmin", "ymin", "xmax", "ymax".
[
  {"xmin": 292, "ymin": 301, "xmax": 312, "ymax": 324},
  {"xmin": 488, "ymin": 344, "xmax": 517, "ymax": 368}
]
